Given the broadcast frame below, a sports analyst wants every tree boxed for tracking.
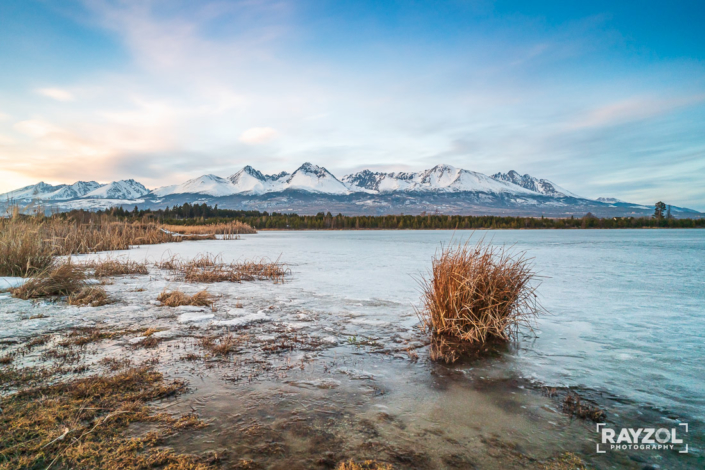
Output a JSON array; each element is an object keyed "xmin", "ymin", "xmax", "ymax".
[{"xmin": 653, "ymin": 201, "xmax": 666, "ymax": 219}]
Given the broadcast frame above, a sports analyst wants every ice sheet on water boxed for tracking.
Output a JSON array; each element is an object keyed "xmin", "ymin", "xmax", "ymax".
[
  {"xmin": 178, "ymin": 311, "xmax": 215, "ymax": 323},
  {"xmin": 0, "ymin": 277, "xmax": 27, "ymax": 292},
  {"xmin": 212, "ymin": 311, "xmax": 269, "ymax": 327}
]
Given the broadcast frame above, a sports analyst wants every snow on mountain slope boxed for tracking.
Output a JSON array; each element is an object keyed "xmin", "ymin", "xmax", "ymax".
[
  {"xmin": 283, "ymin": 162, "xmax": 349, "ymax": 194},
  {"xmin": 1, "ymin": 181, "xmax": 103, "ymax": 201},
  {"xmin": 153, "ymin": 175, "xmax": 235, "ymax": 197},
  {"xmin": 226, "ymin": 166, "xmax": 289, "ymax": 195},
  {"xmin": 343, "ymin": 165, "xmax": 535, "ymax": 195},
  {"xmin": 157, "ymin": 163, "xmax": 349, "ymax": 196},
  {"xmin": 491, "ymin": 171, "xmax": 580, "ymax": 198},
  {"xmin": 44, "ymin": 181, "xmax": 103, "ymax": 200},
  {"xmin": 82, "ymin": 179, "xmax": 150, "ymax": 199}
]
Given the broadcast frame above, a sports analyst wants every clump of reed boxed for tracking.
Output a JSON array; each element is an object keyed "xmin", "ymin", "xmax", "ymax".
[
  {"xmin": 68, "ymin": 286, "xmax": 111, "ymax": 307},
  {"xmin": 160, "ymin": 221, "xmax": 256, "ymax": 236},
  {"xmin": 82, "ymin": 257, "xmax": 149, "ymax": 277},
  {"xmin": 418, "ymin": 240, "xmax": 542, "ymax": 345},
  {"xmin": 157, "ymin": 289, "xmax": 215, "ymax": 307},
  {"xmin": 157, "ymin": 253, "xmax": 289, "ymax": 283},
  {"xmin": 11, "ymin": 262, "xmax": 87, "ymax": 300},
  {"xmin": 0, "ymin": 219, "xmax": 54, "ymax": 276}
]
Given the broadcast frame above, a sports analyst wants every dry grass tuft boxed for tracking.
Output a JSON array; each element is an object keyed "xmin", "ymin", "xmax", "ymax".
[
  {"xmin": 157, "ymin": 289, "xmax": 215, "ymax": 307},
  {"xmin": 199, "ymin": 334, "xmax": 239, "ymax": 356},
  {"xmin": 0, "ymin": 354, "xmax": 14, "ymax": 365},
  {"xmin": 11, "ymin": 262, "xmax": 87, "ymax": 300},
  {"xmin": 336, "ymin": 460, "xmax": 393, "ymax": 470},
  {"xmin": 85, "ymin": 258, "xmax": 149, "ymax": 277},
  {"xmin": 68, "ymin": 286, "xmax": 111, "ymax": 307},
  {"xmin": 157, "ymin": 253, "xmax": 289, "ymax": 283},
  {"xmin": 418, "ymin": 240, "xmax": 542, "ymax": 345}
]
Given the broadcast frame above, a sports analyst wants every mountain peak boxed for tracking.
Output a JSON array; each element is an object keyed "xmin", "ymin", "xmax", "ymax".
[{"xmin": 492, "ymin": 171, "xmax": 579, "ymax": 198}]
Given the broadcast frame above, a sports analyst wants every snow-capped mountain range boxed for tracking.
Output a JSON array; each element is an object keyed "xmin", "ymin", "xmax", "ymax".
[
  {"xmin": 151, "ymin": 163, "xmax": 570, "ymax": 198},
  {"xmin": 1, "ymin": 163, "xmax": 701, "ymax": 218},
  {"xmin": 2, "ymin": 179, "xmax": 149, "ymax": 202}
]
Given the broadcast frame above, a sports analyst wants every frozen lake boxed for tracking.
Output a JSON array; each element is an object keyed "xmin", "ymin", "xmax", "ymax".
[{"xmin": 2, "ymin": 228, "xmax": 703, "ymax": 467}]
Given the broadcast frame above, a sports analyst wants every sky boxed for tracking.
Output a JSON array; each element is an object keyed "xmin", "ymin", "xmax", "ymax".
[{"xmin": 0, "ymin": 0, "xmax": 704, "ymax": 209}]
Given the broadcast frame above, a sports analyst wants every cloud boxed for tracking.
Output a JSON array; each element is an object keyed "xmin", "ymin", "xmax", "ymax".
[
  {"xmin": 36, "ymin": 88, "xmax": 75, "ymax": 102},
  {"xmin": 239, "ymin": 127, "xmax": 277, "ymax": 144},
  {"xmin": 568, "ymin": 95, "xmax": 705, "ymax": 130}
]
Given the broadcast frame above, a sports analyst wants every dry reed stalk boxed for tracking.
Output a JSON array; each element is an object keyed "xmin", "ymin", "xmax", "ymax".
[
  {"xmin": 11, "ymin": 262, "xmax": 87, "ymax": 300},
  {"xmin": 67, "ymin": 286, "xmax": 111, "ymax": 307},
  {"xmin": 157, "ymin": 290, "xmax": 215, "ymax": 307},
  {"xmin": 82, "ymin": 258, "xmax": 149, "ymax": 277},
  {"xmin": 418, "ymin": 240, "xmax": 542, "ymax": 344},
  {"xmin": 160, "ymin": 221, "xmax": 256, "ymax": 235},
  {"xmin": 0, "ymin": 216, "xmax": 182, "ymax": 277}
]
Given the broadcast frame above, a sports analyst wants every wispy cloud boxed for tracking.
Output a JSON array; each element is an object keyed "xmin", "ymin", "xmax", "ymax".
[
  {"xmin": 36, "ymin": 88, "xmax": 75, "ymax": 102},
  {"xmin": 240, "ymin": 127, "xmax": 277, "ymax": 144}
]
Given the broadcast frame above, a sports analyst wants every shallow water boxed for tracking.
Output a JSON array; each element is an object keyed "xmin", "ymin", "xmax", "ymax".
[{"xmin": 2, "ymin": 229, "xmax": 703, "ymax": 468}]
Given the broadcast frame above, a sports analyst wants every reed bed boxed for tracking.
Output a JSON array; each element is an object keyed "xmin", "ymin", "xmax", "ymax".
[
  {"xmin": 157, "ymin": 290, "xmax": 215, "ymax": 307},
  {"xmin": 160, "ymin": 221, "xmax": 256, "ymax": 235},
  {"xmin": 0, "ymin": 216, "xmax": 181, "ymax": 277},
  {"xmin": 157, "ymin": 253, "xmax": 289, "ymax": 283},
  {"xmin": 418, "ymin": 240, "xmax": 542, "ymax": 344}
]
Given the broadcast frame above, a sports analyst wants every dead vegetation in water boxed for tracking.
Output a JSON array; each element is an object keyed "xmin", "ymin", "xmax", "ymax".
[
  {"xmin": 10, "ymin": 262, "xmax": 87, "ymax": 300},
  {"xmin": 199, "ymin": 334, "xmax": 241, "ymax": 356},
  {"xmin": 418, "ymin": 240, "xmax": 542, "ymax": 346},
  {"xmin": 541, "ymin": 452, "xmax": 588, "ymax": 470},
  {"xmin": 156, "ymin": 253, "xmax": 289, "ymax": 283},
  {"xmin": 68, "ymin": 286, "xmax": 112, "ymax": 307},
  {"xmin": 562, "ymin": 393, "xmax": 606, "ymax": 422},
  {"xmin": 157, "ymin": 289, "xmax": 215, "ymax": 307},
  {"xmin": 336, "ymin": 460, "xmax": 393, "ymax": 470},
  {"xmin": 0, "ymin": 366, "xmax": 214, "ymax": 470}
]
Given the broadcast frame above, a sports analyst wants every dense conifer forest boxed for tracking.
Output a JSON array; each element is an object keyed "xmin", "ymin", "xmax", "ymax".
[{"xmin": 95, "ymin": 203, "xmax": 705, "ymax": 230}]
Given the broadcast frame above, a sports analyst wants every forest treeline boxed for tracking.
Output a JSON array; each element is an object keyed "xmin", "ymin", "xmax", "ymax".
[{"xmin": 94, "ymin": 203, "xmax": 705, "ymax": 230}]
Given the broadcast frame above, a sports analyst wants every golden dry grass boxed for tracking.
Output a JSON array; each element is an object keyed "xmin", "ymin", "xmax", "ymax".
[
  {"xmin": 0, "ymin": 216, "xmax": 181, "ymax": 277},
  {"xmin": 67, "ymin": 286, "xmax": 112, "ymax": 307},
  {"xmin": 336, "ymin": 461, "xmax": 393, "ymax": 470},
  {"xmin": 157, "ymin": 289, "xmax": 215, "ymax": 307},
  {"xmin": 0, "ymin": 366, "xmax": 214, "ymax": 470},
  {"xmin": 418, "ymin": 240, "xmax": 542, "ymax": 344},
  {"xmin": 161, "ymin": 221, "xmax": 256, "ymax": 235},
  {"xmin": 11, "ymin": 262, "xmax": 87, "ymax": 300},
  {"xmin": 84, "ymin": 258, "xmax": 149, "ymax": 277},
  {"xmin": 157, "ymin": 253, "xmax": 289, "ymax": 283}
]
